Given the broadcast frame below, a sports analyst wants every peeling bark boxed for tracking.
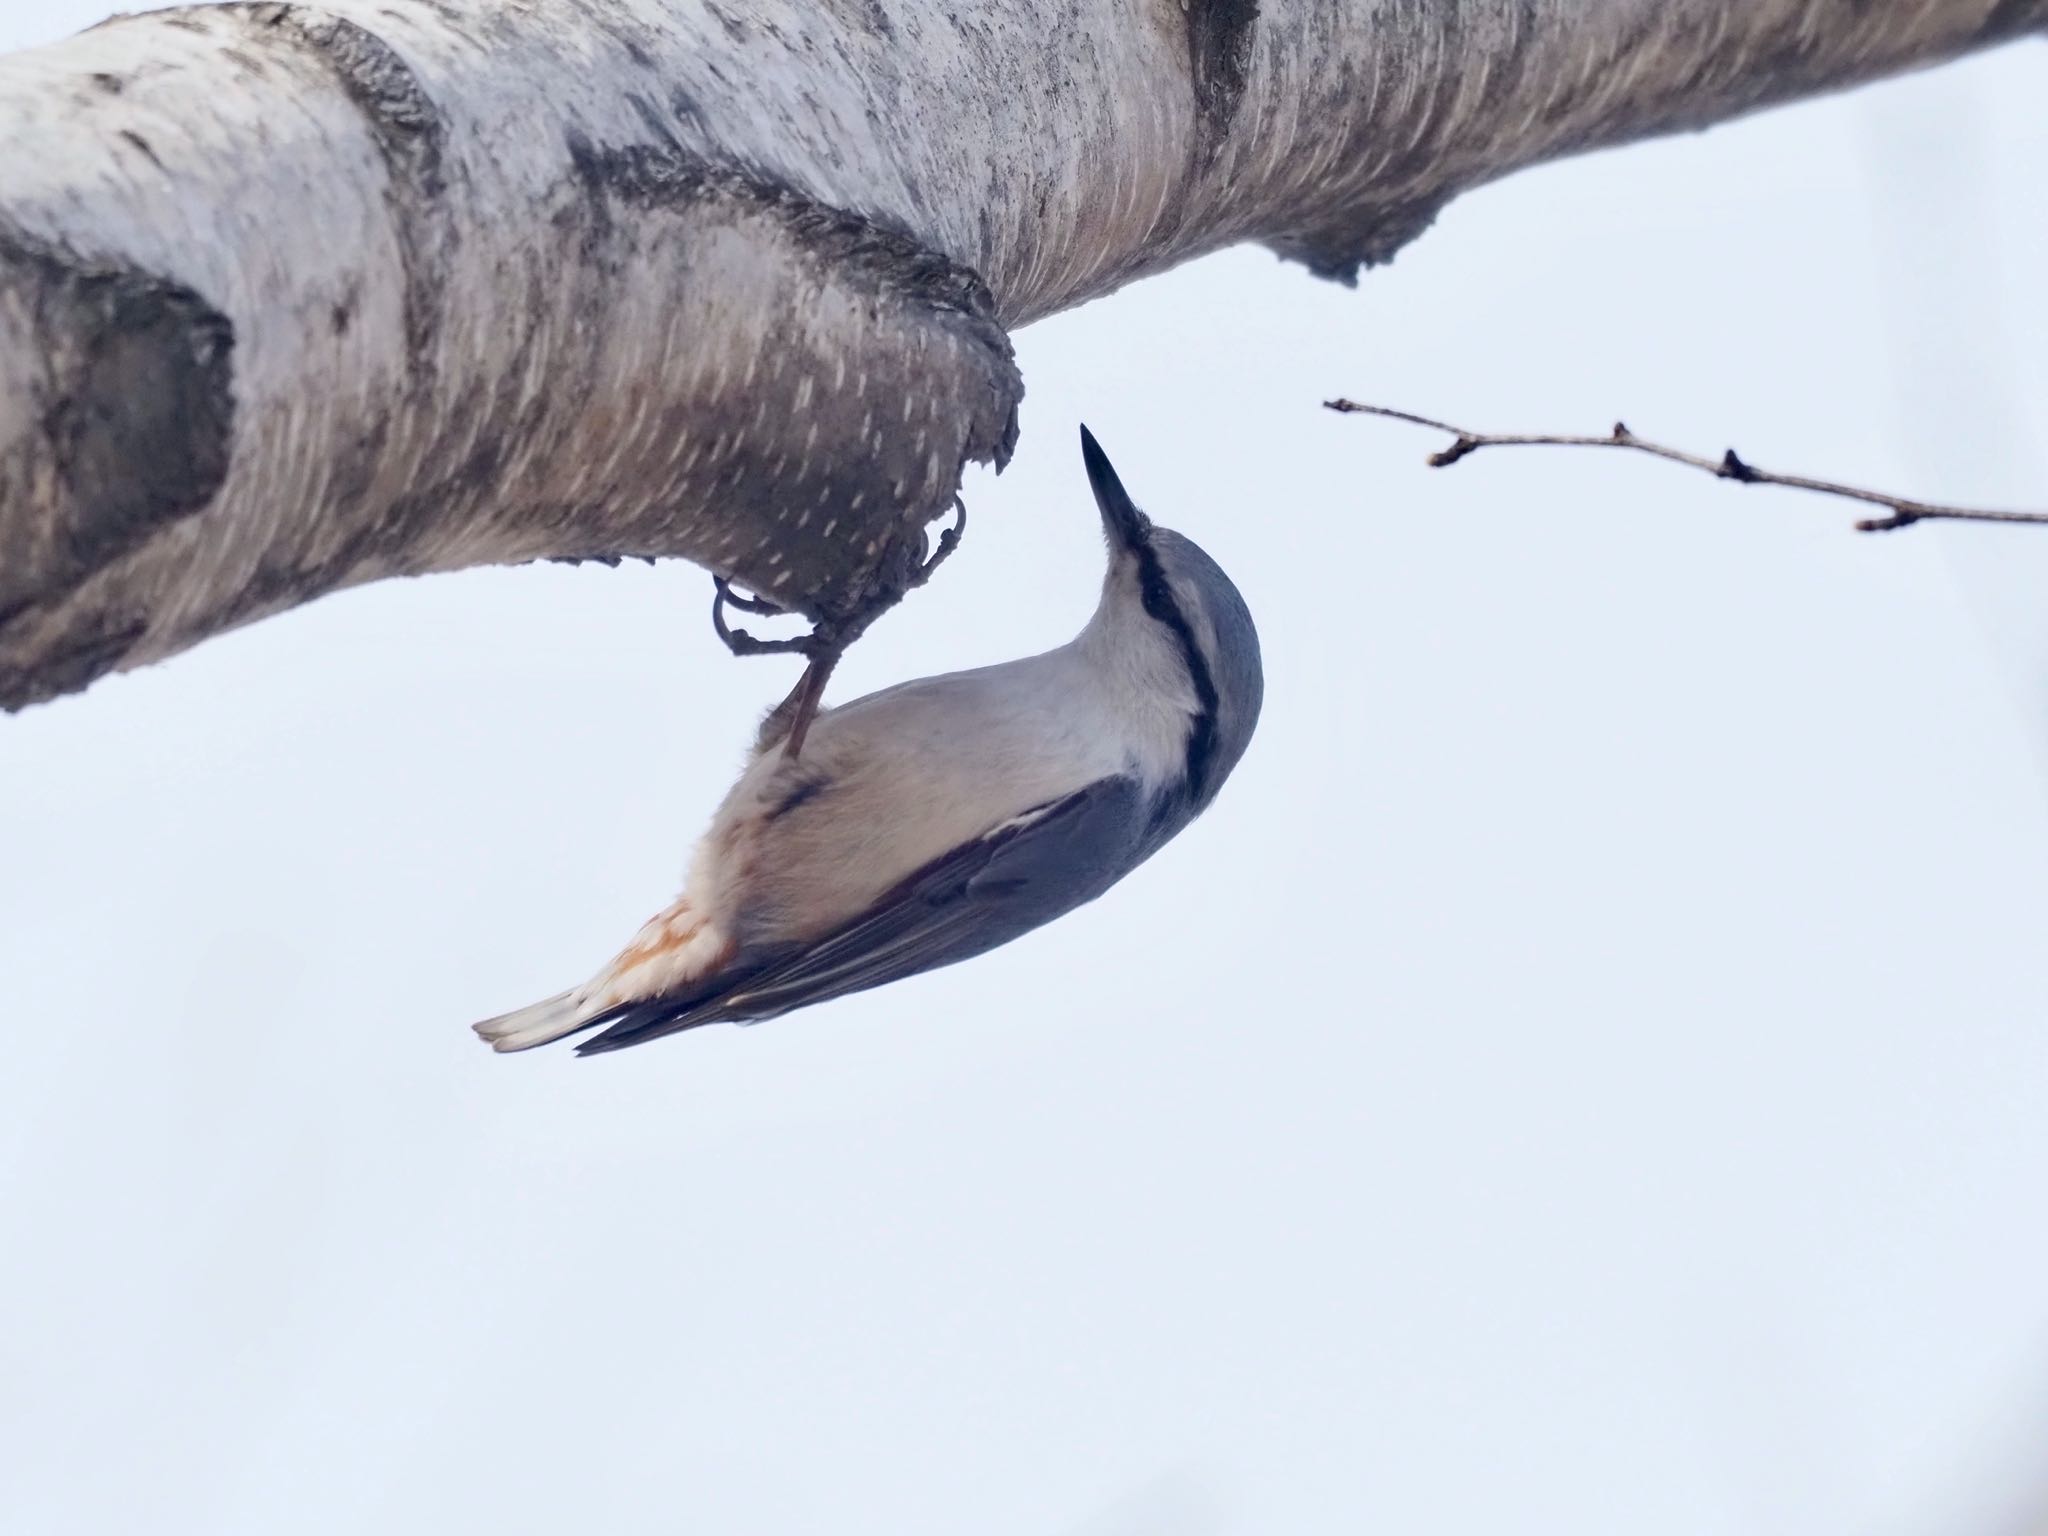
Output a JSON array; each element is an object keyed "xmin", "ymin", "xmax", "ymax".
[{"xmin": 0, "ymin": 0, "xmax": 2041, "ymax": 709}]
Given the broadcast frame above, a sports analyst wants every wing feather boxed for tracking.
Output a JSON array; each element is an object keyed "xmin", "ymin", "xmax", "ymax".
[{"xmin": 576, "ymin": 778, "xmax": 1148, "ymax": 1055}]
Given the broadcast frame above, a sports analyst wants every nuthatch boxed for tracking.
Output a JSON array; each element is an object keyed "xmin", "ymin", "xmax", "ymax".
[{"xmin": 472, "ymin": 427, "xmax": 1263, "ymax": 1056}]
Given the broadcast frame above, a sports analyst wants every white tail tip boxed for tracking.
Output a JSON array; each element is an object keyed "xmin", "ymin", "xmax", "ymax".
[{"xmin": 471, "ymin": 990, "xmax": 593, "ymax": 1053}]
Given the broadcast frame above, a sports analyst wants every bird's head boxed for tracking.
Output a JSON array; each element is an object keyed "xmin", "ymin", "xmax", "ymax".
[{"xmin": 1078, "ymin": 425, "xmax": 1264, "ymax": 812}]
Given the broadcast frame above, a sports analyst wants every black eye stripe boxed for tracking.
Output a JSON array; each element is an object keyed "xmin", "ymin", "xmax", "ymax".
[{"xmin": 1133, "ymin": 543, "xmax": 1220, "ymax": 804}]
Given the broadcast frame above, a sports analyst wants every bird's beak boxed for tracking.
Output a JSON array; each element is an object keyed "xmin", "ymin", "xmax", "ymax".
[{"xmin": 1080, "ymin": 425, "xmax": 1152, "ymax": 552}]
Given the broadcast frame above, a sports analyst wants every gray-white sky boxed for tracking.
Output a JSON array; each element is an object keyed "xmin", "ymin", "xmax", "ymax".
[{"xmin": 4, "ymin": 10, "xmax": 2046, "ymax": 1534}]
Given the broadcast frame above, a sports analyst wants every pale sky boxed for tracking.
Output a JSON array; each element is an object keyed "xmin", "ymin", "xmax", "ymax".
[{"xmin": 4, "ymin": 9, "xmax": 2047, "ymax": 1535}]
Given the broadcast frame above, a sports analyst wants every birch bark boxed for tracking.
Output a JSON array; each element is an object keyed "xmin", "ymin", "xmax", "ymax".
[{"xmin": 1, "ymin": 0, "xmax": 2040, "ymax": 708}]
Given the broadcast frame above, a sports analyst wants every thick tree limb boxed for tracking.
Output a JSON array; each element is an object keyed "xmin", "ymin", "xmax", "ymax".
[
  {"xmin": 1325, "ymin": 400, "xmax": 2048, "ymax": 532},
  {"xmin": 3, "ymin": 1, "xmax": 2043, "ymax": 708}
]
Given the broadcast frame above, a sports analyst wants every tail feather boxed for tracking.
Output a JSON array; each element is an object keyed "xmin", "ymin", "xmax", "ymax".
[
  {"xmin": 472, "ymin": 899, "xmax": 740, "ymax": 1055},
  {"xmin": 472, "ymin": 990, "xmax": 612, "ymax": 1053}
]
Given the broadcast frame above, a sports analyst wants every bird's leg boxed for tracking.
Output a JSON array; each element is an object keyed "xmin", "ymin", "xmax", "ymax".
[
  {"xmin": 778, "ymin": 647, "xmax": 840, "ymax": 760},
  {"xmin": 712, "ymin": 495, "xmax": 968, "ymax": 758},
  {"xmin": 714, "ymin": 578, "xmax": 840, "ymax": 758}
]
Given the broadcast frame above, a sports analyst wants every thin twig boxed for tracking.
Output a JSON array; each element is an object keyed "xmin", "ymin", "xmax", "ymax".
[{"xmin": 1324, "ymin": 399, "xmax": 2048, "ymax": 534}]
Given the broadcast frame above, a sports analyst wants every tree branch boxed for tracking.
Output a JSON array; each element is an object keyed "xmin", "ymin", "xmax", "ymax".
[
  {"xmin": 3, "ymin": 1, "xmax": 2044, "ymax": 708},
  {"xmin": 1324, "ymin": 400, "xmax": 2048, "ymax": 534}
]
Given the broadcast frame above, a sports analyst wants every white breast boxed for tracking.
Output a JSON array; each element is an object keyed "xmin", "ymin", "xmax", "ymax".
[{"xmin": 682, "ymin": 623, "xmax": 1197, "ymax": 947}]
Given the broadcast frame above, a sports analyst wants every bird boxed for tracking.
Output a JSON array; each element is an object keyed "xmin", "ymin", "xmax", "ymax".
[{"xmin": 471, "ymin": 425, "xmax": 1263, "ymax": 1056}]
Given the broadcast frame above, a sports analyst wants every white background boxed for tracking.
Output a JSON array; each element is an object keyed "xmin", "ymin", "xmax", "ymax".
[{"xmin": 5, "ymin": 8, "xmax": 2047, "ymax": 1533}]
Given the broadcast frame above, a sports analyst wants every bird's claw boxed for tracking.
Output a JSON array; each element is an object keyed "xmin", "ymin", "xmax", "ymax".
[
  {"xmin": 913, "ymin": 495, "xmax": 967, "ymax": 586},
  {"xmin": 711, "ymin": 578, "xmax": 815, "ymax": 658},
  {"xmin": 713, "ymin": 578, "xmax": 788, "ymax": 618},
  {"xmin": 710, "ymin": 496, "xmax": 969, "ymax": 758}
]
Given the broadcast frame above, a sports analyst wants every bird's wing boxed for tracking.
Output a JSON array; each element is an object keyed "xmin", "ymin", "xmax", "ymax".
[{"xmin": 576, "ymin": 776, "xmax": 1150, "ymax": 1055}]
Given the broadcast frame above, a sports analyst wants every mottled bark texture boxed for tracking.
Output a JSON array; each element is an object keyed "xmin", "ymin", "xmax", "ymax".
[{"xmin": 2, "ymin": 0, "xmax": 2042, "ymax": 708}]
